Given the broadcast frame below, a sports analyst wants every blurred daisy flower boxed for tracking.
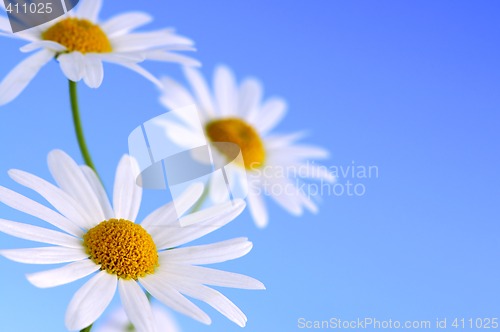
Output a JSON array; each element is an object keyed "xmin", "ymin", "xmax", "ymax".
[
  {"xmin": 0, "ymin": 0, "xmax": 199, "ymax": 105},
  {"xmin": 157, "ymin": 66, "xmax": 335, "ymax": 228},
  {"xmin": 0, "ymin": 150, "xmax": 264, "ymax": 331},
  {"xmin": 95, "ymin": 304, "xmax": 180, "ymax": 332}
]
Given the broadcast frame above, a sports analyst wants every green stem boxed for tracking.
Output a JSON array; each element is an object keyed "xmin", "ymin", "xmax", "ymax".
[
  {"xmin": 125, "ymin": 322, "xmax": 136, "ymax": 332},
  {"xmin": 69, "ymin": 80, "xmax": 99, "ymax": 331},
  {"xmin": 69, "ymin": 80, "xmax": 100, "ymax": 179},
  {"xmin": 190, "ymin": 184, "xmax": 210, "ymax": 213},
  {"xmin": 80, "ymin": 324, "xmax": 93, "ymax": 332}
]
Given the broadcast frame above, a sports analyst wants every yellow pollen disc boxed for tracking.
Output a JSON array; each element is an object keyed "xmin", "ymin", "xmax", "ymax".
[
  {"xmin": 42, "ymin": 18, "xmax": 112, "ymax": 53},
  {"xmin": 83, "ymin": 219, "xmax": 158, "ymax": 280},
  {"xmin": 205, "ymin": 117, "xmax": 266, "ymax": 169}
]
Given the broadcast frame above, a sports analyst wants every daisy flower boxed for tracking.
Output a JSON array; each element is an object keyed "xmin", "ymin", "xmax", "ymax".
[
  {"xmin": 156, "ymin": 65, "xmax": 335, "ymax": 228},
  {"xmin": 0, "ymin": 150, "xmax": 264, "ymax": 331},
  {"xmin": 0, "ymin": 0, "xmax": 199, "ymax": 106},
  {"xmin": 95, "ymin": 305, "xmax": 180, "ymax": 332}
]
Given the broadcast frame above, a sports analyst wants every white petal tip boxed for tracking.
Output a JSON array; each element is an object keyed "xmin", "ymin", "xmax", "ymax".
[
  {"xmin": 0, "ymin": 250, "xmax": 14, "ymax": 259},
  {"xmin": 255, "ymin": 219, "xmax": 269, "ymax": 229},
  {"xmin": 25, "ymin": 274, "xmax": 49, "ymax": 288},
  {"xmin": 326, "ymin": 176, "xmax": 336, "ymax": 183},
  {"xmin": 189, "ymin": 60, "xmax": 202, "ymax": 67},
  {"xmin": 232, "ymin": 199, "xmax": 246, "ymax": 210},
  {"xmin": 47, "ymin": 149, "xmax": 65, "ymax": 161},
  {"xmin": 201, "ymin": 317, "xmax": 212, "ymax": 325}
]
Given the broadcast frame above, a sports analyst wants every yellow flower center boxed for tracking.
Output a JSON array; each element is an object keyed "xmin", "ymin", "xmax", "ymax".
[
  {"xmin": 205, "ymin": 117, "xmax": 266, "ymax": 169},
  {"xmin": 83, "ymin": 219, "xmax": 158, "ymax": 280},
  {"xmin": 42, "ymin": 18, "xmax": 112, "ymax": 53}
]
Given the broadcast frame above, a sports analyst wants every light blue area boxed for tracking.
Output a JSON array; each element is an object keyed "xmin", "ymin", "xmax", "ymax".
[{"xmin": 0, "ymin": 1, "xmax": 499, "ymax": 331}]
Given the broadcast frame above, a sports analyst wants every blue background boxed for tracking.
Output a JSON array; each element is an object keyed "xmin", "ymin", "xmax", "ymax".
[{"xmin": 1, "ymin": 1, "xmax": 499, "ymax": 331}]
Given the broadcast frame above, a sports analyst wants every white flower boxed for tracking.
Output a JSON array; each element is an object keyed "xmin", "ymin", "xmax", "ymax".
[
  {"xmin": 157, "ymin": 66, "xmax": 335, "ymax": 228},
  {"xmin": 95, "ymin": 305, "xmax": 180, "ymax": 332},
  {"xmin": 0, "ymin": 150, "xmax": 264, "ymax": 331},
  {"xmin": 0, "ymin": 0, "xmax": 199, "ymax": 106}
]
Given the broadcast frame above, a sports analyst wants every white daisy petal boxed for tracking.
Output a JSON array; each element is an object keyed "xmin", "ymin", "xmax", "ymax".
[
  {"xmin": 174, "ymin": 282, "xmax": 247, "ymax": 327},
  {"xmin": 0, "ymin": 218, "xmax": 81, "ymax": 248},
  {"xmin": 0, "ymin": 186, "xmax": 83, "ymax": 236},
  {"xmin": 98, "ymin": 52, "xmax": 145, "ymax": 63},
  {"xmin": 287, "ymin": 162, "xmax": 335, "ymax": 182},
  {"xmin": 94, "ymin": 305, "xmax": 180, "ymax": 332},
  {"xmin": 118, "ymin": 279, "xmax": 156, "ymax": 332},
  {"xmin": 183, "ymin": 67, "xmax": 216, "ymax": 118},
  {"xmin": 65, "ymin": 270, "xmax": 117, "ymax": 331},
  {"xmin": 160, "ymin": 32, "xmax": 195, "ymax": 47},
  {"xmin": 76, "ymin": 0, "xmax": 102, "ymax": 22},
  {"xmin": 267, "ymin": 174, "xmax": 317, "ymax": 214},
  {"xmin": 58, "ymin": 52, "xmax": 85, "ymax": 82},
  {"xmin": 268, "ymin": 178, "xmax": 303, "ymax": 216},
  {"xmin": 0, "ymin": 246, "xmax": 87, "ymax": 264},
  {"xmin": 26, "ymin": 259, "xmax": 100, "ymax": 288},
  {"xmin": 264, "ymin": 131, "xmax": 307, "ymax": 149},
  {"xmin": 159, "ymin": 100, "xmax": 202, "ymax": 129},
  {"xmin": 239, "ymin": 78, "xmax": 262, "ymax": 118},
  {"xmin": 247, "ymin": 189, "xmax": 269, "ymax": 228},
  {"xmin": 112, "ymin": 30, "xmax": 193, "ymax": 53},
  {"xmin": 113, "ymin": 155, "xmax": 142, "ymax": 221},
  {"xmin": 140, "ymin": 201, "xmax": 176, "ymax": 232},
  {"xmin": 9, "ymin": 169, "xmax": 93, "ymax": 230},
  {"xmin": 160, "ymin": 264, "xmax": 266, "ymax": 290},
  {"xmin": 214, "ymin": 66, "xmax": 237, "ymax": 116},
  {"xmin": 273, "ymin": 145, "xmax": 330, "ymax": 160},
  {"xmin": 20, "ymin": 41, "xmax": 66, "ymax": 53},
  {"xmin": 160, "ymin": 237, "xmax": 252, "ymax": 265},
  {"xmin": 250, "ymin": 98, "xmax": 287, "ymax": 134},
  {"xmin": 82, "ymin": 55, "xmax": 104, "ymax": 88},
  {"xmin": 299, "ymin": 195, "xmax": 321, "ymax": 214},
  {"xmin": 80, "ymin": 166, "xmax": 114, "ymax": 220},
  {"xmin": 297, "ymin": 189, "xmax": 318, "ymax": 214},
  {"xmin": 172, "ymin": 182, "xmax": 205, "ymax": 216},
  {"xmin": 0, "ymin": 15, "xmax": 10, "ymax": 32},
  {"xmin": 19, "ymin": 27, "xmax": 45, "ymax": 41},
  {"xmin": 146, "ymin": 50, "xmax": 200, "ymax": 67},
  {"xmin": 154, "ymin": 110, "xmax": 199, "ymax": 135},
  {"xmin": 155, "ymin": 119, "xmax": 204, "ymax": 151},
  {"xmin": 161, "ymin": 44, "xmax": 197, "ymax": 52},
  {"xmin": 102, "ymin": 12, "xmax": 152, "ymax": 37},
  {"xmin": 0, "ymin": 49, "xmax": 54, "ymax": 106},
  {"xmin": 0, "ymin": 31, "xmax": 19, "ymax": 40},
  {"xmin": 1, "ymin": 21, "xmax": 46, "ymax": 41},
  {"xmin": 208, "ymin": 171, "xmax": 230, "ymax": 203},
  {"xmin": 141, "ymin": 274, "xmax": 211, "ymax": 325},
  {"xmin": 154, "ymin": 199, "xmax": 245, "ymax": 249},
  {"xmin": 142, "ymin": 182, "xmax": 203, "ymax": 230},
  {"xmin": 108, "ymin": 59, "xmax": 162, "ymax": 88},
  {"xmin": 159, "ymin": 77, "xmax": 196, "ymax": 111},
  {"xmin": 48, "ymin": 150, "xmax": 105, "ymax": 226}
]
